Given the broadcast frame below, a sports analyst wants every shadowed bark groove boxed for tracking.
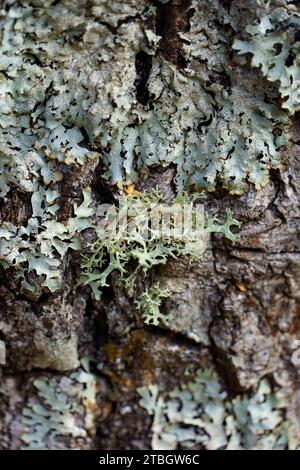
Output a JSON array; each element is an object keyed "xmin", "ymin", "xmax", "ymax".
[
  {"xmin": 135, "ymin": 51, "xmax": 153, "ymax": 105},
  {"xmin": 155, "ymin": 0, "xmax": 192, "ymax": 68}
]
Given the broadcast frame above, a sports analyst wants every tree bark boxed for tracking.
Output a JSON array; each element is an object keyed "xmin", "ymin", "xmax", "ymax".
[{"xmin": 0, "ymin": 0, "xmax": 300, "ymax": 450}]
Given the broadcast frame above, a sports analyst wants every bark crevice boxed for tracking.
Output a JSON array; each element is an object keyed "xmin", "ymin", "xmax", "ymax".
[{"xmin": 154, "ymin": 0, "xmax": 192, "ymax": 68}]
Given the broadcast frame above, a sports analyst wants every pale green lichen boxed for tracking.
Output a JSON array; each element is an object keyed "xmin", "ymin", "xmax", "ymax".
[
  {"xmin": 138, "ymin": 369, "xmax": 293, "ymax": 450},
  {"xmin": 21, "ymin": 358, "xmax": 100, "ymax": 450},
  {"xmin": 103, "ymin": 59, "xmax": 290, "ymax": 194},
  {"xmin": 0, "ymin": 0, "xmax": 293, "ymax": 294},
  {"xmin": 97, "ymin": 0, "xmax": 292, "ymax": 194},
  {"xmin": 0, "ymin": 1, "xmax": 291, "ymax": 206},
  {"xmin": 0, "ymin": 188, "xmax": 95, "ymax": 291},
  {"xmin": 233, "ymin": 7, "xmax": 300, "ymax": 114},
  {"xmin": 206, "ymin": 208, "xmax": 242, "ymax": 243},
  {"xmin": 0, "ymin": 0, "xmax": 146, "ymax": 293},
  {"xmin": 134, "ymin": 282, "xmax": 172, "ymax": 327},
  {"xmin": 80, "ymin": 192, "xmax": 241, "ymax": 300},
  {"xmin": 0, "ymin": 0, "xmax": 105, "ymax": 292}
]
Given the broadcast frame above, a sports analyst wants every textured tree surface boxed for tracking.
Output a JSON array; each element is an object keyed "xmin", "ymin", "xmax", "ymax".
[{"xmin": 0, "ymin": 0, "xmax": 300, "ymax": 450}]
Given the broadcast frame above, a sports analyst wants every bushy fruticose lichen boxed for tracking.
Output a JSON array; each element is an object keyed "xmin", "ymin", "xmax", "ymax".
[
  {"xmin": 138, "ymin": 369, "xmax": 296, "ymax": 450},
  {"xmin": 134, "ymin": 282, "xmax": 172, "ymax": 327},
  {"xmin": 80, "ymin": 192, "xmax": 241, "ymax": 301}
]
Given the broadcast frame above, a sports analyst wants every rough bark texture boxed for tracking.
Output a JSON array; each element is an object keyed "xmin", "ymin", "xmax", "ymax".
[{"xmin": 0, "ymin": 0, "xmax": 300, "ymax": 450}]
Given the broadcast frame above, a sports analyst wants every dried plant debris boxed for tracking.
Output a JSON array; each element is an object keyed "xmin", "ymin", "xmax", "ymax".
[
  {"xmin": 21, "ymin": 359, "xmax": 101, "ymax": 450},
  {"xmin": 138, "ymin": 369, "xmax": 298, "ymax": 450}
]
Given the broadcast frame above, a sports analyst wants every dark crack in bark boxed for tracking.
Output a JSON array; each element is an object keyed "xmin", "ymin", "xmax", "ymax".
[{"xmin": 155, "ymin": 0, "xmax": 192, "ymax": 68}]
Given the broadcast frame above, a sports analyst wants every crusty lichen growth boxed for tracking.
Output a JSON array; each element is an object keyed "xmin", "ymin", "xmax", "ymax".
[
  {"xmin": 0, "ymin": 0, "xmax": 299, "ymax": 452},
  {"xmin": 138, "ymin": 369, "xmax": 298, "ymax": 450},
  {"xmin": 102, "ymin": 0, "xmax": 294, "ymax": 194},
  {"xmin": 0, "ymin": 0, "xmax": 144, "ymax": 293},
  {"xmin": 0, "ymin": 188, "xmax": 95, "ymax": 292}
]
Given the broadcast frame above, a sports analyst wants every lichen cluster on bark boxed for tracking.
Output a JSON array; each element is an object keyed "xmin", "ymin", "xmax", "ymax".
[{"xmin": 0, "ymin": 0, "xmax": 300, "ymax": 450}]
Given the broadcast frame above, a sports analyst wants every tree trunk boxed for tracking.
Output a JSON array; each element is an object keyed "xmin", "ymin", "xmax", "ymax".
[{"xmin": 0, "ymin": 0, "xmax": 300, "ymax": 450}]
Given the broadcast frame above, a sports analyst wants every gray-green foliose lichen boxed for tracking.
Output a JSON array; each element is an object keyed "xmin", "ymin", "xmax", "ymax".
[
  {"xmin": 21, "ymin": 358, "xmax": 100, "ymax": 450},
  {"xmin": 233, "ymin": 7, "xmax": 300, "ymax": 114},
  {"xmin": 0, "ymin": 0, "xmax": 297, "ymax": 294},
  {"xmin": 138, "ymin": 369, "xmax": 297, "ymax": 450}
]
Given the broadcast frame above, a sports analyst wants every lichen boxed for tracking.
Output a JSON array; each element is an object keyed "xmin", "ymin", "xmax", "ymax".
[
  {"xmin": 0, "ymin": 0, "xmax": 294, "ymax": 295},
  {"xmin": 101, "ymin": 0, "xmax": 291, "ymax": 194},
  {"xmin": 0, "ymin": 188, "xmax": 95, "ymax": 291},
  {"xmin": 233, "ymin": 7, "xmax": 300, "ymax": 114},
  {"xmin": 138, "ymin": 369, "xmax": 294, "ymax": 450},
  {"xmin": 104, "ymin": 58, "xmax": 290, "ymax": 194},
  {"xmin": 0, "ymin": 0, "xmax": 105, "ymax": 292},
  {"xmin": 134, "ymin": 282, "xmax": 172, "ymax": 327},
  {"xmin": 80, "ymin": 192, "xmax": 241, "ymax": 300},
  {"xmin": 21, "ymin": 358, "xmax": 100, "ymax": 450}
]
